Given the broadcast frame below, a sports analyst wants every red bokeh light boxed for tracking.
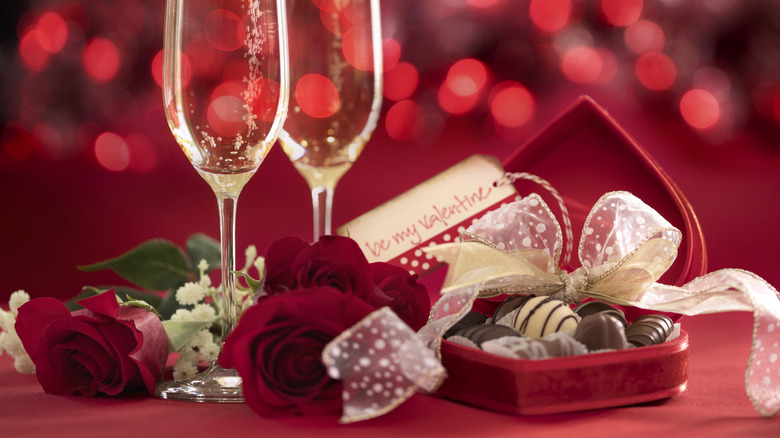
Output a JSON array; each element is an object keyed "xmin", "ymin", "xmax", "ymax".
[
  {"xmin": 320, "ymin": 4, "xmax": 353, "ymax": 36},
  {"xmin": 207, "ymin": 81, "xmax": 248, "ymax": 137},
  {"xmin": 680, "ymin": 89, "xmax": 720, "ymax": 130},
  {"xmin": 529, "ymin": 0, "xmax": 572, "ymax": 34},
  {"xmin": 94, "ymin": 132, "xmax": 130, "ymax": 171},
  {"xmin": 126, "ymin": 133, "xmax": 158, "ymax": 174},
  {"xmin": 186, "ymin": 38, "xmax": 224, "ymax": 78},
  {"xmin": 19, "ymin": 28, "xmax": 50, "ymax": 71},
  {"xmin": 342, "ymin": 26, "xmax": 374, "ymax": 71},
  {"xmin": 489, "ymin": 81, "xmax": 535, "ymax": 128},
  {"xmin": 446, "ymin": 58, "xmax": 488, "ymax": 97},
  {"xmin": 36, "ymin": 12, "xmax": 68, "ymax": 53},
  {"xmin": 82, "ymin": 37, "xmax": 121, "ymax": 83},
  {"xmin": 295, "ymin": 74, "xmax": 340, "ymax": 118},
  {"xmin": 601, "ymin": 0, "xmax": 643, "ymax": 27},
  {"xmin": 561, "ymin": 47, "xmax": 602, "ymax": 84},
  {"xmin": 383, "ymin": 38, "xmax": 401, "ymax": 71},
  {"xmin": 385, "ymin": 100, "xmax": 421, "ymax": 141},
  {"xmin": 384, "ymin": 62, "xmax": 419, "ymax": 101},
  {"xmin": 151, "ymin": 50, "xmax": 192, "ymax": 88},
  {"xmin": 596, "ymin": 48, "xmax": 618, "ymax": 83},
  {"xmin": 248, "ymin": 77, "xmax": 282, "ymax": 122},
  {"xmin": 2, "ymin": 122, "xmax": 37, "ymax": 160},
  {"xmin": 204, "ymin": 9, "xmax": 245, "ymax": 52},
  {"xmin": 625, "ymin": 20, "xmax": 664, "ymax": 54},
  {"xmin": 438, "ymin": 82, "xmax": 480, "ymax": 115},
  {"xmin": 634, "ymin": 52, "xmax": 676, "ymax": 90},
  {"xmin": 467, "ymin": 0, "xmax": 502, "ymax": 8}
]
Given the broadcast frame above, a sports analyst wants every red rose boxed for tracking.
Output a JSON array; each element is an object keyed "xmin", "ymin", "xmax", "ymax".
[
  {"xmin": 219, "ymin": 287, "xmax": 374, "ymax": 417},
  {"xmin": 15, "ymin": 289, "xmax": 168, "ymax": 396},
  {"xmin": 265, "ymin": 236, "xmax": 374, "ymax": 298},
  {"xmin": 263, "ymin": 236, "xmax": 431, "ymax": 328},
  {"xmin": 370, "ymin": 263, "xmax": 431, "ymax": 331}
]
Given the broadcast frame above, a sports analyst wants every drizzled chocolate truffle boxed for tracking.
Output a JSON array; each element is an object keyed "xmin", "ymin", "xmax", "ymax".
[
  {"xmin": 573, "ymin": 300, "xmax": 628, "ymax": 327},
  {"xmin": 492, "ymin": 295, "xmax": 534, "ymax": 324},
  {"xmin": 451, "ymin": 324, "xmax": 523, "ymax": 347},
  {"xmin": 625, "ymin": 314, "xmax": 675, "ymax": 347},
  {"xmin": 497, "ymin": 296, "xmax": 580, "ymax": 339},
  {"xmin": 444, "ymin": 311, "xmax": 489, "ymax": 339},
  {"xmin": 573, "ymin": 313, "xmax": 627, "ymax": 351}
]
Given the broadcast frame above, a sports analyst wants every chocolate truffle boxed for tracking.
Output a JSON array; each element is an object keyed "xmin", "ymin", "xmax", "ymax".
[
  {"xmin": 625, "ymin": 314, "xmax": 674, "ymax": 347},
  {"xmin": 451, "ymin": 324, "xmax": 523, "ymax": 346},
  {"xmin": 498, "ymin": 296, "xmax": 580, "ymax": 339},
  {"xmin": 573, "ymin": 313, "xmax": 627, "ymax": 351},
  {"xmin": 482, "ymin": 332, "xmax": 588, "ymax": 360},
  {"xmin": 492, "ymin": 295, "xmax": 535, "ymax": 324},
  {"xmin": 573, "ymin": 300, "xmax": 628, "ymax": 327},
  {"xmin": 444, "ymin": 311, "xmax": 489, "ymax": 339}
]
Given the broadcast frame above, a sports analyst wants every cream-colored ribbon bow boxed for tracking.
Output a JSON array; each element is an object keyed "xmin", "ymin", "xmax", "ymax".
[{"xmin": 423, "ymin": 191, "xmax": 780, "ymax": 417}]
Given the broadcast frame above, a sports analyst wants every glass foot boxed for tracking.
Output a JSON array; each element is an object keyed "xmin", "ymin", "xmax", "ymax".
[{"xmin": 155, "ymin": 362, "xmax": 244, "ymax": 403}]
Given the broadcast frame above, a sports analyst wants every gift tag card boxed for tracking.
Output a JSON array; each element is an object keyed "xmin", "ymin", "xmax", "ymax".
[{"xmin": 338, "ymin": 155, "xmax": 518, "ymax": 276}]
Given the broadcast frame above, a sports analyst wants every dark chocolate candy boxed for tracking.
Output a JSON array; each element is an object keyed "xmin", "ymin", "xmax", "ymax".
[
  {"xmin": 444, "ymin": 311, "xmax": 489, "ymax": 339},
  {"xmin": 452, "ymin": 324, "xmax": 523, "ymax": 346},
  {"xmin": 625, "ymin": 314, "xmax": 674, "ymax": 347},
  {"xmin": 573, "ymin": 300, "xmax": 628, "ymax": 327},
  {"xmin": 573, "ymin": 313, "xmax": 627, "ymax": 351}
]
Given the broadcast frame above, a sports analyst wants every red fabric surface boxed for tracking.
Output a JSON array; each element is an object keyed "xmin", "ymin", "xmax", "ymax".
[
  {"xmin": 2, "ymin": 88, "xmax": 780, "ymax": 435},
  {"xmin": 1, "ymin": 313, "xmax": 778, "ymax": 437}
]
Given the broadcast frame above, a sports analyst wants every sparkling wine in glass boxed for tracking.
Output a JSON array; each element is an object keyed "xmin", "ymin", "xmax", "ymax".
[
  {"xmin": 280, "ymin": 0, "xmax": 383, "ymax": 240},
  {"xmin": 155, "ymin": 0, "xmax": 289, "ymax": 402}
]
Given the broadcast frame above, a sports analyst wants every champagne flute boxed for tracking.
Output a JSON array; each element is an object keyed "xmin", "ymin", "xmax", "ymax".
[
  {"xmin": 155, "ymin": 0, "xmax": 289, "ymax": 402},
  {"xmin": 280, "ymin": 0, "xmax": 383, "ymax": 240}
]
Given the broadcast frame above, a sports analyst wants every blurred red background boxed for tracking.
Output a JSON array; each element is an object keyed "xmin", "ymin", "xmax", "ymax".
[{"xmin": 2, "ymin": 0, "xmax": 780, "ymax": 303}]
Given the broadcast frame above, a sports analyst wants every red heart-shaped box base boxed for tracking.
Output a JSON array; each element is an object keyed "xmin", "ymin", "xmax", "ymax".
[{"xmin": 436, "ymin": 96, "xmax": 705, "ymax": 414}]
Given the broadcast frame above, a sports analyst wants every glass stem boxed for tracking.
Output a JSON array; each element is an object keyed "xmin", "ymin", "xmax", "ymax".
[
  {"xmin": 311, "ymin": 185, "xmax": 334, "ymax": 241},
  {"xmin": 217, "ymin": 194, "xmax": 238, "ymax": 341}
]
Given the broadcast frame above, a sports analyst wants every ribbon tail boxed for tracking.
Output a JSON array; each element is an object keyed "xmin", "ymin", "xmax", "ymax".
[
  {"xmin": 322, "ymin": 307, "xmax": 446, "ymax": 424},
  {"xmin": 623, "ymin": 269, "xmax": 780, "ymax": 417}
]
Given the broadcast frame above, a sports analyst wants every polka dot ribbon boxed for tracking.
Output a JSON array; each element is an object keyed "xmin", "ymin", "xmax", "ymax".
[
  {"xmin": 423, "ymin": 191, "xmax": 780, "ymax": 417},
  {"xmin": 322, "ymin": 307, "xmax": 448, "ymax": 424}
]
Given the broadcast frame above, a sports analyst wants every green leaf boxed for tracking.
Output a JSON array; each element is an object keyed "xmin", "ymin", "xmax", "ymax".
[
  {"xmin": 186, "ymin": 233, "xmax": 221, "ymax": 274},
  {"xmin": 236, "ymin": 271, "xmax": 261, "ymax": 294},
  {"xmin": 162, "ymin": 320, "xmax": 213, "ymax": 352},
  {"xmin": 122, "ymin": 295, "xmax": 161, "ymax": 318},
  {"xmin": 77, "ymin": 239, "xmax": 190, "ymax": 291},
  {"xmin": 156, "ymin": 289, "xmax": 180, "ymax": 320},
  {"xmin": 65, "ymin": 286, "xmax": 164, "ymax": 312}
]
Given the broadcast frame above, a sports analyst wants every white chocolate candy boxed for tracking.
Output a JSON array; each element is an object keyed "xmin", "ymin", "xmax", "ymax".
[{"xmin": 497, "ymin": 296, "xmax": 580, "ymax": 339}]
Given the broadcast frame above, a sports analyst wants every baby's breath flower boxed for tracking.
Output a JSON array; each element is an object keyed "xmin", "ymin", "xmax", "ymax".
[
  {"xmin": 170, "ymin": 308, "xmax": 195, "ymax": 322},
  {"xmin": 190, "ymin": 304, "xmax": 217, "ymax": 322},
  {"xmin": 199, "ymin": 274, "xmax": 212, "ymax": 288},
  {"xmin": 197, "ymin": 259, "xmax": 209, "ymax": 273},
  {"xmin": 8, "ymin": 290, "xmax": 30, "ymax": 313},
  {"xmin": 175, "ymin": 282, "xmax": 207, "ymax": 306},
  {"xmin": 173, "ymin": 350, "xmax": 199, "ymax": 380},
  {"xmin": 253, "ymin": 256, "xmax": 265, "ymax": 278},
  {"xmin": 243, "ymin": 245, "xmax": 257, "ymax": 271},
  {"xmin": 14, "ymin": 353, "xmax": 36, "ymax": 374},
  {"xmin": 199, "ymin": 340, "xmax": 220, "ymax": 363},
  {"xmin": 1, "ymin": 296, "xmax": 35, "ymax": 375}
]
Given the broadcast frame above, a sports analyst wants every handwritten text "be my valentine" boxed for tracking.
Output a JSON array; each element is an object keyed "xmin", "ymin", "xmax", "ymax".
[{"xmin": 364, "ymin": 186, "xmax": 494, "ymax": 258}]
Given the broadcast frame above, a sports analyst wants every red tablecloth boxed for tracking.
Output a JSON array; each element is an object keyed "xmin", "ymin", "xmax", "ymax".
[
  {"xmin": 1, "ymin": 312, "xmax": 777, "ymax": 437},
  {"xmin": 2, "ymin": 88, "xmax": 780, "ymax": 436}
]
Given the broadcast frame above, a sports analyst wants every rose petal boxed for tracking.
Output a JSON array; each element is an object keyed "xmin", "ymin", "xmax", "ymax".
[
  {"xmin": 77, "ymin": 288, "xmax": 121, "ymax": 319},
  {"xmin": 15, "ymin": 297, "xmax": 72, "ymax": 358}
]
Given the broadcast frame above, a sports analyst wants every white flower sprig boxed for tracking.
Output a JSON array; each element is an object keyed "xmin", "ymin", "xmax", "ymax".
[
  {"xmin": 0, "ymin": 290, "xmax": 35, "ymax": 374},
  {"xmin": 168, "ymin": 247, "xmax": 263, "ymax": 380}
]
